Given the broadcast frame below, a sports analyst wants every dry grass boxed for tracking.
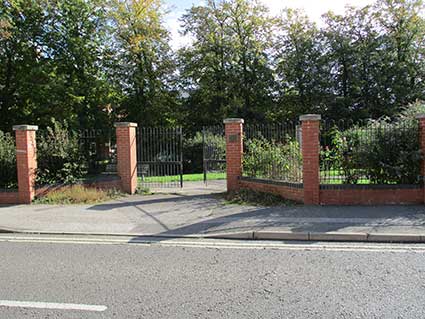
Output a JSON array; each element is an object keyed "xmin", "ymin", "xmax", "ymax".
[
  {"xmin": 223, "ymin": 189, "xmax": 298, "ymax": 207},
  {"xmin": 35, "ymin": 185, "xmax": 123, "ymax": 205}
]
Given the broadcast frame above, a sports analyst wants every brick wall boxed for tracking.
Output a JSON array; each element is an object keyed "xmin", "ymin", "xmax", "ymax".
[
  {"xmin": 418, "ymin": 115, "xmax": 425, "ymax": 203},
  {"xmin": 14, "ymin": 125, "xmax": 38, "ymax": 204},
  {"xmin": 115, "ymin": 122, "xmax": 138, "ymax": 194},
  {"xmin": 0, "ymin": 191, "xmax": 19, "ymax": 205},
  {"xmin": 228, "ymin": 114, "xmax": 425, "ymax": 206},
  {"xmin": 240, "ymin": 178, "xmax": 303, "ymax": 203},
  {"xmin": 224, "ymin": 119, "xmax": 244, "ymax": 192},
  {"xmin": 0, "ymin": 122, "xmax": 133, "ymax": 205},
  {"xmin": 320, "ymin": 187, "xmax": 423, "ymax": 205}
]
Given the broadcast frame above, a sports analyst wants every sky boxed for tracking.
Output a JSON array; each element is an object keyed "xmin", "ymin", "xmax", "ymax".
[{"xmin": 164, "ymin": 0, "xmax": 376, "ymax": 49}]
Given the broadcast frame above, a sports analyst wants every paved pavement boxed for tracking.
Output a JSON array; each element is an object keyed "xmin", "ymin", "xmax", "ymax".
[
  {"xmin": 1, "ymin": 181, "xmax": 425, "ymax": 241},
  {"xmin": 0, "ymin": 235, "xmax": 425, "ymax": 318}
]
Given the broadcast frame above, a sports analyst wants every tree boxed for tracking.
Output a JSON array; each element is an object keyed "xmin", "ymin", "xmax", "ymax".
[
  {"xmin": 179, "ymin": 0, "xmax": 275, "ymax": 130},
  {"xmin": 320, "ymin": 0, "xmax": 425, "ymax": 120},
  {"xmin": 108, "ymin": 0, "xmax": 179, "ymax": 126},
  {"xmin": 0, "ymin": 0, "xmax": 48, "ymax": 131},
  {"xmin": 322, "ymin": 5, "xmax": 383, "ymax": 119},
  {"xmin": 0, "ymin": 0, "xmax": 114, "ymax": 131},
  {"xmin": 274, "ymin": 9, "xmax": 330, "ymax": 121},
  {"xmin": 45, "ymin": 0, "xmax": 113, "ymax": 128},
  {"xmin": 374, "ymin": 0, "xmax": 425, "ymax": 111}
]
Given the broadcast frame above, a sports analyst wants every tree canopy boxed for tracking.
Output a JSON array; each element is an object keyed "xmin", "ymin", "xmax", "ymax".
[{"xmin": 0, "ymin": 0, "xmax": 424, "ymax": 132}]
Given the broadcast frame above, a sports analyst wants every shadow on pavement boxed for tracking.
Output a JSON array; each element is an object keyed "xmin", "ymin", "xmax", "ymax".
[{"xmin": 86, "ymin": 193, "xmax": 425, "ymax": 243}]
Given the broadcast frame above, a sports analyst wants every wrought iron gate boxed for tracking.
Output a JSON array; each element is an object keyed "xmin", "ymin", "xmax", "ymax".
[
  {"xmin": 203, "ymin": 125, "xmax": 226, "ymax": 184},
  {"xmin": 137, "ymin": 127, "xmax": 183, "ymax": 188}
]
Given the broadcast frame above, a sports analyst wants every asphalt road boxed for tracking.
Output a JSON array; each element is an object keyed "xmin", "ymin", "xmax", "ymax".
[{"xmin": 0, "ymin": 235, "xmax": 424, "ymax": 318}]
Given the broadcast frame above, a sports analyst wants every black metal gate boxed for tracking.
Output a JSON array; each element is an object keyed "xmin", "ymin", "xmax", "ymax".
[
  {"xmin": 137, "ymin": 127, "xmax": 183, "ymax": 188},
  {"xmin": 203, "ymin": 125, "xmax": 226, "ymax": 184}
]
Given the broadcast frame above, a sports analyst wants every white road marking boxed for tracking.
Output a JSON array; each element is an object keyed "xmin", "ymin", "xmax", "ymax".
[
  {"xmin": 0, "ymin": 235, "xmax": 425, "ymax": 253},
  {"xmin": 0, "ymin": 300, "xmax": 107, "ymax": 312}
]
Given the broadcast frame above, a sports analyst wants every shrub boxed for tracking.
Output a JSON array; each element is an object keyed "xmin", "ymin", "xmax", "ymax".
[
  {"xmin": 183, "ymin": 131, "xmax": 225, "ymax": 173},
  {"xmin": 183, "ymin": 132, "xmax": 204, "ymax": 173},
  {"xmin": 0, "ymin": 131, "xmax": 17, "ymax": 189},
  {"xmin": 322, "ymin": 119, "xmax": 421, "ymax": 184},
  {"xmin": 243, "ymin": 136, "xmax": 302, "ymax": 183},
  {"xmin": 37, "ymin": 121, "xmax": 87, "ymax": 185}
]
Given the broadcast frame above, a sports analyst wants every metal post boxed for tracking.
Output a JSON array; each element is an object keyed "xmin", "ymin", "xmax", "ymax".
[
  {"xmin": 202, "ymin": 128, "xmax": 207, "ymax": 185},
  {"xmin": 179, "ymin": 127, "xmax": 184, "ymax": 188}
]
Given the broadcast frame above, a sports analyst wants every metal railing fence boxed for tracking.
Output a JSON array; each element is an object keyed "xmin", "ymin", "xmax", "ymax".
[
  {"xmin": 320, "ymin": 119, "xmax": 421, "ymax": 185},
  {"xmin": 136, "ymin": 127, "xmax": 183, "ymax": 188},
  {"xmin": 243, "ymin": 122, "xmax": 303, "ymax": 183}
]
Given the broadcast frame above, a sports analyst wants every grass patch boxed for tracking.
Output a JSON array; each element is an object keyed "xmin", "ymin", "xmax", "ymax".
[
  {"xmin": 35, "ymin": 185, "xmax": 124, "ymax": 205},
  {"xmin": 139, "ymin": 172, "xmax": 226, "ymax": 183},
  {"xmin": 320, "ymin": 169, "xmax": 371, "ymax": 184},
  {"xmin": 223, "ymin": 189, "xmax": 298, "ymax": 207}
]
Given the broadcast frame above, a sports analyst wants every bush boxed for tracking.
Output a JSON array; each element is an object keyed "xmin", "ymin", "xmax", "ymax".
[
  {"xmin": 183, "ymin": 132, "xmax": 204, "ymax": 174},
  {"xmin": 37, "ymin": 121, "xmax": 87, "ymax": 185},
  {"xmin": 183, "ymin": 131, "xmax": 225, "ymax": 174},
  {"xmin": 322, "ymin": 118, "xmax": 421, "ymax": 184},
  {"xmin": 0, "ymin": 131, "xmax": 17, "ymax": 189},
  {"xmin": 243, "ymin": 136, "xmax": 302, "ymax": 183}
]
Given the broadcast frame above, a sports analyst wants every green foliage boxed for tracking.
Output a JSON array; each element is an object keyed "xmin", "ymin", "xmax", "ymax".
[
  {"xmin": 0, "ymin": 131, "xmax": 17, "ymax": 189},
  {"xmin": 37, "ymin": 121, "xmax": 87, "ymax": 185},
  {"xmin": 182, "ymin": 132, "xmax": 204, "ymax": 173},
  {"xmin": 321, "ymin": 115, "xmax": 422, "ymax": 184},
  {"xmin": 108, "ymin": 0, "xmax": 179, "ymax": 126},
  {"xmin": 243, "ymin": 137, "xmax": 302, "ymax": 183},
  {"xmin": 0, "ymin": 0, "xmax": 424, "ymax": 133},
  {"xmin": 183, "ymin": 131, "xmax": 225, "ymax": 173},
  {"xmin": 179, "ymin": 0, "xmax": 276, "ymax": 129},
  {"xmin": 0, "ymin": 0, "xmax": 114, "ymax": 130}
]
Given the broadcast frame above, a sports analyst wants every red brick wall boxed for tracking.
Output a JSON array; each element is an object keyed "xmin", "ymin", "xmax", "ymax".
[
  {"xmin": 320, "ymin": 187, "xmax": 423, "ymax": 205},
  {"xmin": 0, "ymin": 191, "xmax": 19, "ymax": 204},
  {"xmin": 115, "ymin": 123, "xmax": 138, "ymax": 194},
  {"xmin": 224, "ymin": 119, "xmax": 244, "ymax": 192},
  {"xmin": 85, "ymin": 178, "xmax": 122, "ymax": 190},
  {"xmin": 14, "ymin": 127, "xmax": 38, "ymax": 204},
  {"xmin": 238, "ymin": 179, "xmax": 422, "ymax": 205},
  {"xmin": 240, "ymin": 179, "xmax": 304, "ymax": 203},
  {"xmin": 301, "ymin": 115, "xmax": 321, "ymax": 204},
  {"xmin": 232, "ymin": 114, "xmax": 425, "ymax": 206},
  {"xmin": 418, "ymin": 116, "xmax": 425, "ymax": 203}
]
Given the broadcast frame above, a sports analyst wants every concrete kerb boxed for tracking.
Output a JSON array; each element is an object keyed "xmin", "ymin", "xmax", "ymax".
[{"xmin": 1, "ymin": 227, "xmax": 425, "ymax": 243}]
